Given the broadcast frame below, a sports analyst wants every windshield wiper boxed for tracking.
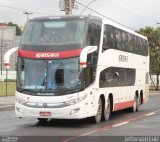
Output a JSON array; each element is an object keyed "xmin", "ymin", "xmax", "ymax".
[
  {"xmin": 19, "ymin": 88, "xmax": 45, "ymax": 92},
  {"xmin": 37, "ymin": 88, "xmax": 45, "ymax": 92},
  {"xmin": 64, "ymin": 86, "xmax": 81, "ymax": 93},
  {"xmin": 19, "ymin": 88, "xmax": 31, "ymax": 92},
  {"xmin": 48, "ymin": 86, "xmax": 81, "ymax": 93}
]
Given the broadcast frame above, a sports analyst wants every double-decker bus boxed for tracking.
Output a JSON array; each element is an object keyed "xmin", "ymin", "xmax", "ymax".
[{"xmin": 4, "ymin": 16, "xmax": 149, "ymax": 123}]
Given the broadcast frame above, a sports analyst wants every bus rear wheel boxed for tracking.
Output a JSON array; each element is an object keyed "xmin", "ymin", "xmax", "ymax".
[
  {"xmin": 131, "ymin": 95, "xmax": 140, "ymax": 112},
  {"xmin": 92, "ymin": 98, "xmax": 102, "ymax": 123}
]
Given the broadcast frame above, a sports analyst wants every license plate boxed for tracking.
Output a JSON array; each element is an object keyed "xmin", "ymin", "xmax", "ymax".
[{"xmin": 39, "ymin": 112, "xmax": 51, "ymax": 116}]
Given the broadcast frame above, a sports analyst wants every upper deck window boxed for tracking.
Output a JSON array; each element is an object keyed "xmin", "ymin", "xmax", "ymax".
[
  {"xmin": 21, "ymin": 20, "xmax": 85, "ymax": 45},
  {"xmin": 102, "ymin": 24, "xmax": 148, "ymax": 56}
]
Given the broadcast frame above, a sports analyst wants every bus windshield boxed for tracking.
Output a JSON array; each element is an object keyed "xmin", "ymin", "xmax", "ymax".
[
  {"xmin": 17, "ymin": 57, "xmax": 82, "ymax": 94},
  {"xmin": 21, "ymin": 20, "xmax": 85, "ymax": 45}
]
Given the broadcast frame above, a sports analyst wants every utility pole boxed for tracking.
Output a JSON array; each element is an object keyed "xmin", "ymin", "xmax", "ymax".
[
  {"xmin": 59, "ymin": 0, "xmax": 76, "ymax": 15},
  {"xmin": 24, "ymin": 12, "xmax": 33, "ymax": 21},
  {"xmin": 0, "ymin": 29, "xmax": 4, "ymax": 75},
  {"xmin": 65, "ymin": 0, "xmax": 74, "ymax": 15}
]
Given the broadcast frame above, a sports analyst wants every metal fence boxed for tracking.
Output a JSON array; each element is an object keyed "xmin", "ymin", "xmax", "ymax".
[
  {"xmin": 149, "ymin": 75, "xmax": 160, "ymax": 89},
  {"xmin": 0, "ymin": 26, "xmax": 16, "ymax": 81}
]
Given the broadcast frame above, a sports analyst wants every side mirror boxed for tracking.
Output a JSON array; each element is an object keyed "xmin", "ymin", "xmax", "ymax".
[
  {"xmin": 80, "ymin": 46, "xmax": 97, "ymax": 68},
  {"xmin": 4, "ymin": 47, "xmax": 18, "ymax": 69},
  {"xmin": 115, "ymin": 72, "xmax": 119, "ymax": 77}
]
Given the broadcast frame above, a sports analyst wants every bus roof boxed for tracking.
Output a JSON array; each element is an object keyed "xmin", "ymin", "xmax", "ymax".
[
  {"xmin": 30, "ymin": 15, "xmax": 102, "ymax": 22},
  {"xmin": 29, "ymin": 15, "xmax": 147, "ymax": 40}
]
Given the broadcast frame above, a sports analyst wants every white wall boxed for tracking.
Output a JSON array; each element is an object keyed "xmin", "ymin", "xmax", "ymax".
[{"xmin": 0, "ymin": 71, "xmax": 16, "ymax": 81}]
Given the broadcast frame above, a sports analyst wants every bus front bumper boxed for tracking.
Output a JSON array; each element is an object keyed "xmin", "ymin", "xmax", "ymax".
[{"xmin": 15, "ymin": 102, "xmax": 89, "ymax": 119}]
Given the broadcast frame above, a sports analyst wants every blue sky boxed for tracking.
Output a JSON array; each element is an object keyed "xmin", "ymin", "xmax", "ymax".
[{"xmin": 0, "ymin": 0, "xmax": 160, "ymax": 30}]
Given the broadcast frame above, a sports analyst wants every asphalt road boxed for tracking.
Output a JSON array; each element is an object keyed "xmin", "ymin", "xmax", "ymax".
[{"xmin": 0, "ymin": 93, "xmax": 160, "ymax": 142}]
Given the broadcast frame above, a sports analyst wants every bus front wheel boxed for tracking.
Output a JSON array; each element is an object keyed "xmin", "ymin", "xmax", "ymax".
[
  {"xmin": 37, "ymin": 118, "xmax": 48, "ymax": 123},
  {"xmin": 92, "ymin": 98, "xmax": 102, "ymax": 123},
  {"xmin": 103, "ymin": 98, "xmax": 111, "ymax": 121}
]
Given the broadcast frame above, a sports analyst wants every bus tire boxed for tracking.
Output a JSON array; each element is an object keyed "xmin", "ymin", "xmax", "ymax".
[
  {"xmin": 131, "ymin": 95, "xmax": 139, "ymax": 113},
  {"xmin": 37, "ymin": 118, "xmax": 48, "ymax": 123},
  {"xmin": 92, "ymin": 98, "xmax": 102, "ymax": 123},
  {"xmin": 103, "ymin": 98, "xmax": 111, "ymax": 121},
  {"xmin": 136, "ymin": 95, "xmax": 141, "ymax": 112}
]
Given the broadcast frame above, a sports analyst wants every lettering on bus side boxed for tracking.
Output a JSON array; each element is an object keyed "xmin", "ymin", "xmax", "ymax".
[
  {"xmin": 119, "ymin": 55, "xmax": 128, "ymax": 62},
  {"xmin": 36, "ymin": 53, "xmax": 60, "ymax": 58}
]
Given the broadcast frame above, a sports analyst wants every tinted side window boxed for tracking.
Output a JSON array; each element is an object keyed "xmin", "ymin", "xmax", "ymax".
[
  {"xmin": 87, "ymin": 20, "xmax": 101, "ymax": 46},
  {"xmin": 102, "ymin": 24, "xmax": 148, "ymax": 56},
  {"xmin": 99, "ymin": 67, "xmax": 135, "ymax": 88},
  {"xmin": 102, "ymin": 25, "xmax": 109, "ymax": 51},
  {"xmin": 84, "ymin": 51, "xmax": 97, "ymax": 88},
  {"xmin": 144, "ymin": 40, "xmax": 149, "ymax": 56},
  {"xmin": 84, "ymin": 66, "xmax": 95, "ymax": 88},
  {"xmin": 84, "ymin": 20, "xmax": 102, "ymax": 88}
]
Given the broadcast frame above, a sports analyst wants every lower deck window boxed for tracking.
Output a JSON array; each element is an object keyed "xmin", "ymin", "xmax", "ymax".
[{"xmin": 99, "ymin": 67, "xmax": 135, "ymax": 88}]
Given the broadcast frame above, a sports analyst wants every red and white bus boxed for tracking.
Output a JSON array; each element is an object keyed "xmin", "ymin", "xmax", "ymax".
[{"xmin": 4, "ymin": 15, "xmax": 149, "ymax": 123}]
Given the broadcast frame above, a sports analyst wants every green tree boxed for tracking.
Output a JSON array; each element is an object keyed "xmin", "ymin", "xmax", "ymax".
[
  {"xmin": 137, "ymin": 27, "xmax": 160, "ymax": 90},
  {"xmin": 7, "ymin": 22, "xmax": 22, "ymax": 35},
  {"xmin": 137, "ymin": 27, "xmax": 156, "ymax": 49}
]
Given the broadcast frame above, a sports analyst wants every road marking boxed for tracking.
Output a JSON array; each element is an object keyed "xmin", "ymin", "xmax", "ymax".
[
  {"xmin": 80, "ymin": 130, "xmax": 99, "ymax": 136},
  {"xmin": 0, "ymin": 105, "xmax": 14, "ymax": 108},
  {"xmin": 145, "ymin": 112, "xmax": 155, "ymax": 116},
  {"xmin": 62, "ymin": 109, "xmax": 160, "ymax": 142},
  {"xmin": 112, "ymin": 121, "xmax": 129, "ymax": 127}
]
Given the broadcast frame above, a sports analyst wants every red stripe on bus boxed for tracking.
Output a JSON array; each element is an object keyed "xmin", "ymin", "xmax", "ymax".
[
  {"xmin": 114, "ymin": 100, "xmax": 134, "ymax": 111},
  {"xmin": 4, "ymin": 63, "xmax": 10, "ymax": 66},
  {"xmin": 18, "ymin": 49, "xmax": 82, "ymax": 59},
  {"xmin": 142, "ymin": 98, "xmax": 145, "ymax": 104},
  {"xmin": 80, "ymin": 62, "xmax": 87, "ymax": 65}
]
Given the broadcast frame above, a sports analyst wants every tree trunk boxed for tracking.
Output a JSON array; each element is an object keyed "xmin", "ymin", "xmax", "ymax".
[
  {"xmin": 156, "ymin": 74, "xmax": 159, "ymax": 90},
  {"xmin": 149, "ymin": 74, "xmax": 156, "ymax": 88}
]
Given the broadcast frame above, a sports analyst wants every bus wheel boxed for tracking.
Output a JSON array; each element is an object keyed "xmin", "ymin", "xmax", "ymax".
[
  {"xmin": 136, "ymin": 95, "xmax": 141, "ymax": 112},
  {"xmin": 131, "ymin": 95, "xmax": 139, "ymax": 113},
  {"xmin": 103, "ymin": 98, "xmax": 111, "ymax": 121},
  {"xmin": 37, "ymin": 118, "xmax": 48, "ymax": 123},
  {"xmin": 93, "ymin": 98, "xmax": 102, "ymax": 123}
]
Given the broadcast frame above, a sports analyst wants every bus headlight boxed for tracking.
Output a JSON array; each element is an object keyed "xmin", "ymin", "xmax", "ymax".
[
  {"xmin": 70, "ymin": 108, "xmax": 80, "ymax": 115},
  {"xmin": 66, "ymin": 99, "xmax": 77, "ymax": 105},
  {"xmin": 15, "ymin": 97, "xmax": 26, "ymax": 105}
]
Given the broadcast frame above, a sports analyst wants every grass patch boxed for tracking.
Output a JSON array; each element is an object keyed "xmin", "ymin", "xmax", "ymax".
[
  {"xmin": 0, "ymin": 81, "xmax": 16, "ymax": 96},
  {"xmin": 4, "ymin": 79, "xmax": 16, "ymax": 82}
]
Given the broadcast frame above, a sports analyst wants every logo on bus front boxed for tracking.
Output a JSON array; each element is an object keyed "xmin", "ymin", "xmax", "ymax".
[
  {"xmin": 36, "ymin": 53, "xmax": 60, "ymax": 58},
  {"xmin": 37, "ymin": 93, "xmax": 55, "ymax": 96}
]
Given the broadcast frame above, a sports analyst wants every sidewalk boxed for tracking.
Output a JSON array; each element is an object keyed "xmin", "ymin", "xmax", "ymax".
[
  {"xmin": 0, "ymin": 96, "xmax": 15, "ymax": 110},
  {"xmin": 149, "ymin": 90, "xmax": 160, "ymax": 95}
]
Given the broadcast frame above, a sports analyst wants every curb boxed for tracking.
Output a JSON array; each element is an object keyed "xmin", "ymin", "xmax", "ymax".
[
  {"xmin": 0, "ymin": 105, "xmax": 14, "ymax": 111},
  {"xmin": 149, "ymin": 91, "xmax": 160, "ymax": 95},
  {"xmin": 149, "ymin": 91, "xmax": 160, "ymax": 93}
]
